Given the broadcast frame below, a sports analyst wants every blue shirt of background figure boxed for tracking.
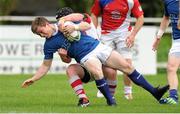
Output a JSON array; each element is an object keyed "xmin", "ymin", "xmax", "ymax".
[
  {"xmin": 163, "ymin": 0, "xmax": 180, "ymax": 40},
  {"xmin": 43, "ymin": 30, "xmax": 99, "ymax": 63}
]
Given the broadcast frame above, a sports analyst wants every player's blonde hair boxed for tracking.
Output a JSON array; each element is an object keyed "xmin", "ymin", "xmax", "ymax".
[{"xmin": 31, "ymin": 17, "xmax": 49, "ymax": 35}]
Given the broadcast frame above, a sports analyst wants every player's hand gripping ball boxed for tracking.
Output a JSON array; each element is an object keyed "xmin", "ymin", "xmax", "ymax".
[{"xmin": 63, "ymin": 21, "xmax": 81, "ymax": 42}]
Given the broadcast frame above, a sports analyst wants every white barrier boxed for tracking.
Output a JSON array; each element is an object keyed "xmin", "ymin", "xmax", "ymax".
[{"xmin": 0, "ymin": 25, "xmax": 157, "ymax": 74}]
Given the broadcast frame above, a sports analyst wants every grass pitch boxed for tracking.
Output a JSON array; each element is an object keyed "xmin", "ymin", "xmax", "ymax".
[{"xmin": 0, "ymin": 73, "xmax": 179, "ymax": 113}]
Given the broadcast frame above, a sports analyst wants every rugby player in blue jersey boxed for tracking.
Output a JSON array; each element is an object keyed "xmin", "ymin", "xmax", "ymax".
[
  {"xmin": 22, "ymin": 16, "xmax": 169, "ymax": 106},
  {"xmin": 56, "ymin": 7, "xmax": 118, "ymax": 107},
  {"xmin": 55, "ymin": 7, "xmax": 116, "ymax": 107},
  {"xmin": 152, "ymin": 0, "xmax": 180, "ymax": 104}
]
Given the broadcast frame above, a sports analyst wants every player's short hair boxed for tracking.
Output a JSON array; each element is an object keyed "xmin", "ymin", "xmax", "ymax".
[
  {"xmin": 55, "ymin": 7, "xmax": 74, "ymax": 20},
  {"xmin": 31, "ymin": 17, "xmax": 49, "ymax": 34}
]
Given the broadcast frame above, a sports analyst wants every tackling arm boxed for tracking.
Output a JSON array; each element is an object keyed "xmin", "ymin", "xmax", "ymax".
[
  {"xmin": 62, "ymin": 21, "xmax": 91, "ymax": 35},
  {"xmin": 60, "ymin": 13, "xmax": 84, "ymax": 22},
  {"xmin": 91, "ymin": 13, "xmax": 98, "ymax": 28}
]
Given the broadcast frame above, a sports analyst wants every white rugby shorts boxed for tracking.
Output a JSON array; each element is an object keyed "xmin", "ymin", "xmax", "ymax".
[
  {"xmin": 80, "ymin": 43, "xmax": 113, "ymax": 65},
  {"xmin": 169, "ymin": 39, "xmax": 180, "ymax": 57},
  {"xmin": 100, "ymin": 31, "xmax": 132, "ymax": 59}
]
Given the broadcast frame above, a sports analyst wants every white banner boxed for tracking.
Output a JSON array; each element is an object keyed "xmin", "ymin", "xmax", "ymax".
[
  {"xmin": 0, "ymin": 25, "xmax": 157, "ymax": 74},
  {"xmin": 132, "ymin": 26, "xmax": 157, "ymax": 74}
]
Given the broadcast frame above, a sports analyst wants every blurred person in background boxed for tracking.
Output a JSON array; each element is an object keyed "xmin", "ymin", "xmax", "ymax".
[
  {"xmin": 91, "ymin": 0, "xmax": 144, "ymax": 100},
  {"xmin": 152, "ymin": 0, "xmax": 179, "ymax": 104}
]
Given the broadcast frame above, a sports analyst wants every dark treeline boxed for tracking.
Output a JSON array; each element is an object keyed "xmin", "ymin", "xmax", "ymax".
[{"xmin": 0, "ymin": 0, "xmax": 164, "ymax": 17}]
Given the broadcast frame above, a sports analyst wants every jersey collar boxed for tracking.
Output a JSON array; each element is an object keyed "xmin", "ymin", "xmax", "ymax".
[{"xmin": 52, "ymin": 24, "xmax": 58, "ymax": 36}]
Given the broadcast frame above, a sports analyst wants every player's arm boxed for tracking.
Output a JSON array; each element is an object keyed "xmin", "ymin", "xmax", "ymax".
[
  {"xmin": 58, "ymin": 13, "xmax": 91, "ymax": 33},
  {"xmin": 21, "ymin": 59, "xmax": 52, "ymax": 88},
  {"xmin": 126, "ymin": 15, "xmax": 144, "ymax": 48},
  {"xmin": 90, "ymin": 0, "xmax": 101, "ymax": 28},
  {"xmin": 157, "ymin": 15, "xmax": 169, "ymax": 39},
  {"xmin": 62, "ymin": 21, "xmax": 91, "ymax": 35},
  {"xmin": 125, "ymin": 0, "xmax": 144, "ymax": 48},
  {"xmin": 152, "ymin": 15, "xmax": 169, "ymax": 51},
  {"xmin": 131, "ymin": 15, "xmax": 144, "ymax": 38},
  {"xmin": 58, "ymin": 48, "xmax": 72, "ymax": 63},
  {"xmin": 91, "ymin": 13, "xmax": 98, "ymax": 28},
  {"xmin": 59, "ymin": 13, "xmax": 84, "ymax": 22}
]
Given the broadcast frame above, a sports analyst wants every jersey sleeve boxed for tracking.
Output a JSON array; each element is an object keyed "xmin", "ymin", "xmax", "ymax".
[
  {"xmin": 131, "ymin": 0, "xmax": 144, "ymax": 18},
  {"xmin": 83, "ymin": 13, "xmax": 91, "ymax": 24},
  {"xmin": 91, "ymin": 0, "xmax": 101, "ymax": 16},
  {"xmin": 164, "ymin": 3, "xmax": 169, "ymax": 16},
  {"xmin": 44, "ymin": 50, "xmax": 53, "ymax": 60}
]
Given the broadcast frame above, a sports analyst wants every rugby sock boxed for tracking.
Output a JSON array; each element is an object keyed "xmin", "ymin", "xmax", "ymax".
[
  {"xmin": 107, "ymin": 79, "xmax": 117, "ymax": 96},
  {"xmin": 95, "ymin": 78, "xmax": 115, "ymax": 104},
  {"xmin": 69, "ymin": 75, "xmax": 87, "ymax": 99},
  {"xmin": 169, "ymin": 89, "xmax": 178, "ymax": 101},
  {"xmin": 128, "ymin": 69, "xmax": 155, "ymax": 94},
  {"xmin": 124, "ymin": 86, "xmax": 132, "ymax": 95}
]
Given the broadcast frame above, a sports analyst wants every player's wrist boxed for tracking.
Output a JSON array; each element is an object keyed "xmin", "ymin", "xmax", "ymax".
[
  {"xmin": 156, "ymin": 35, "xmax": 162, "ymax": 40},
  {"xmin": 156, "ymin": 29, "xmax": 164, "ymax": 39},
  {"xmin": 58, "ymin": 18, "xmax": 65, "ymax": 25},
  {"xmin": 74, "ymin": 24, "xmax": 80, "ymax": 31}
]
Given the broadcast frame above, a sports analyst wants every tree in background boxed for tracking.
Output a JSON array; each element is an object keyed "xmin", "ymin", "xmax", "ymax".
[
  {"xmin": 57, "ymin": 0, "xmax": 164, "ymax": 17},
  {"xmin": 0, "ymin": 0, "xmax": 18, "ymax": 15},
  {"xmin": 140, "ymin": 0, "xmax": 164, "ymax": 17},
  {"xmin": 0, "ymin": 0, "xmax": 164, "ymax": 17},
  {"xmin": 57, "ymin": 0, "xmax": 93, "ymax": 14}
]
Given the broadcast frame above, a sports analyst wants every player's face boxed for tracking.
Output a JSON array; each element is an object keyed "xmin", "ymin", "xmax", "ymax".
[{"xmin": 36, "ymin": 24, "xmax": 53, "ymax": 38}]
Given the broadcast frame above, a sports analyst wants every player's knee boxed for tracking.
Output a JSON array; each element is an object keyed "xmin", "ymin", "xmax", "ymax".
[
  {"xmin": 103, "ymin": 67, "xmax": 117, "ymax": 80},
  {"xmin": 91, "ymin": 68, "xmax": 104, "ymax": 79},
  {"xmin": 122, "ymin": 63, "xmax": 134, "ymax": 74},
  {"xmin": 66, "ymin": 64, "xmax": 79, "ymax": 76},
  {"xmin": 167, "ymin": 64, "xmax": 177, "ymax": 73},
  {"xmin": 93, "ymin": 68, "xmax": 102, "ymax": 76}
]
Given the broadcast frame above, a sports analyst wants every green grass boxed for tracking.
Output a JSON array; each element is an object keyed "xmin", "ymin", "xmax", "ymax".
[
  {"xmin": 0, "ymin": 33, "xmax": 177, "ymax": 113},
  {"xmin": 0, "ymin": 74, "xmax": 179, "ymax": 113}
]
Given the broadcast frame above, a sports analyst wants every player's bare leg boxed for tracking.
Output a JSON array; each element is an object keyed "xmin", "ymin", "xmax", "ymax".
[
  {"xmin": 123, "ymin": 59, "xmax": 133, "ymax": 100},
  {"xmin": 159, "ymin": 55, "xmax": 179, "ymax": 104}
]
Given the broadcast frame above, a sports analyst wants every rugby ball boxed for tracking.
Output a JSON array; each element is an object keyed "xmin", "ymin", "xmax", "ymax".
[{"xmin": 64, "ymin": 21, "xmax": 81, "ymax": 41}]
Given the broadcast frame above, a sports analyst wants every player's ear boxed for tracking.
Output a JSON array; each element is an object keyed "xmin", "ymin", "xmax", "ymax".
[{"xmin": 45, "ymin": 22, "xmax": 51, "ymax": 27}]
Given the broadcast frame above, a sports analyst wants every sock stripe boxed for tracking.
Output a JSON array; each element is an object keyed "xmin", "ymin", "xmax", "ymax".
[
  {"xmin": 69, "ymin": 75, "xmax": 87, "ymax": 99},
  {"xmin": 69, "ymin": 75, "xmax": 80, "ymax": 84},
  {"xmin": 97, "ymin": 83, "xmax": 107, "ymax": 88},
  {"xmin": 137, "ymin": 74, "xmax": 141, "ymax": 79},
  {"xmin": 106, "ymin": 80, "xmax": 117, "ymax": 85},
  {"xmin": 73, "ymin": 85, "xmax": 83, "ymax": 91},
  {"xmin": 109, "ymin": 85, "xmax": 117, "ymax": 88},
  {"xmin": 71, "ymin": 79, "xmax": 82, "ymax": 88}
]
